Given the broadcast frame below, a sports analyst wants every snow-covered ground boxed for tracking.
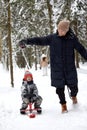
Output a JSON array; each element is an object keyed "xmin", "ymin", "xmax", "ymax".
[{"xmin": 0, "ymin": 63, "xmax": 87, "ymax": 130}]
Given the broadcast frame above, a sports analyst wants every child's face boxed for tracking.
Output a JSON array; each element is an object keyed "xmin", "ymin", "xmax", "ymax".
[{"xmin": 26, "ymin": 76, "xmax": 32, "ymax": 81}]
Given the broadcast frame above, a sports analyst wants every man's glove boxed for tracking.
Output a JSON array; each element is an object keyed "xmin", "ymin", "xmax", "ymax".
[{"xmin": 18, "ymin": 39, "xmax": 27, "ymax": 48}]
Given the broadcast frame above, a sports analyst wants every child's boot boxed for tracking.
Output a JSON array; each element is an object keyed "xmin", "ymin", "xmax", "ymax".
[
  {"xmin": 20, "ymin": 106, "xmax": 27, "ymax": 114},
  {"xmin": 34, "ymin": 105, "xmax": 42, "ymax": 114},
  {"xmin": 37, "ymin": 107, "xmax": 42, "ymax": 114}
]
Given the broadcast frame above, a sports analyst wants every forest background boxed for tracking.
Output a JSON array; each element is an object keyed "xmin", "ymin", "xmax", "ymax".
[{"xmin": 0, "ymin": 0, "xmax": 87, "ymax": 87}]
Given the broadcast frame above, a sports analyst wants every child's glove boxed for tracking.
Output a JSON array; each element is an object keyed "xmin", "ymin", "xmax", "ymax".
[
  {"xmin": 23, "ymin": 94, "xmax": 29, "ymax": 98},
  {"xmin": 29, "ymin": 94, "xmax": 37, "ymax": 102},
  {"xmin": 28, "ymin": 94, "xmax": 36, "ymax": 98},
  {"xmin": 32, "ymin": 94, "xmax": 37, "ymax": 101}
]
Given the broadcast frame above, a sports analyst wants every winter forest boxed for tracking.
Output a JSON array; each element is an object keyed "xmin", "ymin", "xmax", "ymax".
[
  {"xmin": 0, "ymin": 0, "xmax": 87, "ymax": 87},
  {"xmin": 1, "ymin": 0, "xmax": 87, "ymax": 130}
]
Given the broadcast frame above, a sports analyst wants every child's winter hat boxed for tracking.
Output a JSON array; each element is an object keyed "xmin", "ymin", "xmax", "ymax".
[
  {"xmin": 23, "ymin": 70, "xmax": 33, "ymax": 81},
  {"xmin": 58, "ymin": 19, "xmax": 70, "ymax": 31},
  {"xmin": 41, "ymin": 54, "xmax": 47, "ymax": 60},
  {"xmin": 41, "ymin": 54, "xmax": 47, "ymax": 58}
]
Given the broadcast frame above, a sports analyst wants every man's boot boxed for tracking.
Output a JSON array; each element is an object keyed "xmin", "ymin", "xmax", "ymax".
[
  {"xmin": 72, "ymin": 97, "xmax": 77, "ymax": 104},
  {"xmin": 61, "ymin": 104, "xmax": 68, "ymax": 113}
]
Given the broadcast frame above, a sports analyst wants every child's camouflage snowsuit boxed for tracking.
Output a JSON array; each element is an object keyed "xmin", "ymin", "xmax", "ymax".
[{"xmin": 21, "ymin": 80, "xmax": 42, "ymax": 109}]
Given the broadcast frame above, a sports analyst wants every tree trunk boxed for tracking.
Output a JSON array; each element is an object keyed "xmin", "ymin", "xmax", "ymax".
[
  {"xmin": 46, "ymin": 0, "xmax": 54, "ymax": 61},
  {"xmin": 46, "ymin": 0, "xmax": 53, "ymax": 33},
  {"xmin": 0, "ymin": 32, "xmax": 2, "ymax": 61},
  {"xmin": 7, "ymin": 0, "xmax": 14, "ymax": 87},
  {"xmin": 74, "ymin": 17, "xmax": 79, "ymax": 68}
]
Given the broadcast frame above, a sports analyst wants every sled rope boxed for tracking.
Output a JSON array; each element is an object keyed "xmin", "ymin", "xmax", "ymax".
[{"xmin": 21, "ymin": 49, "xmax": 30, "ymax": 69}]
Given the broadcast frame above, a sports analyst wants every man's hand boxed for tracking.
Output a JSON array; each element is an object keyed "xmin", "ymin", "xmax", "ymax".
[{"xmin": 18, "ymin": 40, "xmax": 27, "ymax": 48}]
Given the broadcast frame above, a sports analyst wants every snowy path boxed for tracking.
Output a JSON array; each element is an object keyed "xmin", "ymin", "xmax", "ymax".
[{"xmin": 0, "ymin": 66, "xmax": 87, "ymax": 130}]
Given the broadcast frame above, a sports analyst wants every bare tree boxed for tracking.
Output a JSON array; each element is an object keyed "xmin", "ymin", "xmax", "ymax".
[
  {"xmin": 73, "ymin": 16, "xmax": 79, "ymax": 68},
  {"xmin": 7, "ymin": 0, "xmax": 14, "ymax": 87},
  {"xmin": 0, "ymin": 32, "xmax": 2, "ymax": 61}
]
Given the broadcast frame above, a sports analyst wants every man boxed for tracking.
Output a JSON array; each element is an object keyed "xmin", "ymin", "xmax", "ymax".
[{"xmin": 18, "ymin": 19, "xmax": 87, "ymax": 113}]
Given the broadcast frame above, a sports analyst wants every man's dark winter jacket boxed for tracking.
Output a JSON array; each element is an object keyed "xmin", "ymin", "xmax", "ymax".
[{"xmin": 20, "ymin": 29, "xmax": 87, "ymax": 88}]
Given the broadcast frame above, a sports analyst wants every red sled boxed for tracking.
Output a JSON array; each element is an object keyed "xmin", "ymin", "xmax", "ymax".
[{"xmin": 20, "ymin": 103, "xmax": 42, "ymax": 118}]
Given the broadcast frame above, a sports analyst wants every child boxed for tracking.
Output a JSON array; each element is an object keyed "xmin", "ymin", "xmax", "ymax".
[
  {"xmin": 20, "ymin": 71, "xmax": 43, "ymax": 114},
  {"xmin": 40, "ymin": 54, "xmax": 48, "ymax": 76}
]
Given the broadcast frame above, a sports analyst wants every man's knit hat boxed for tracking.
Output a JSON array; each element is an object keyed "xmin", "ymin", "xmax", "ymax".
[
  {"xmin": 23, "ymin": 70, "xmax": 33, "ymax": 81},
  {"xmin": 58, "ymin": 19, "xmax": 70, "ymax": 31}
]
